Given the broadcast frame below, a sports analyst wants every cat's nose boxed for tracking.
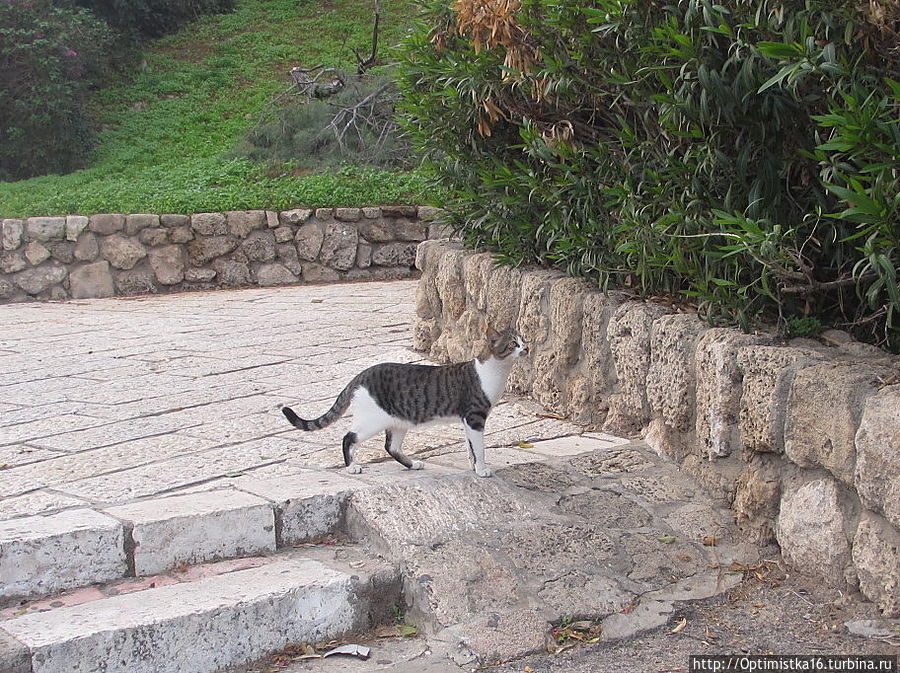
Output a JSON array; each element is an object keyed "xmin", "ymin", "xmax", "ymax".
[{"xmin": 520, "ymin": 344, "xmax": 529, "ymax": 355}]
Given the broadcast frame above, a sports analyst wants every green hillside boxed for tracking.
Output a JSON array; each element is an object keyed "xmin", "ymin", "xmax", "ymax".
[{"xmin": 0, "ymin": 0, "xmax": 429, "ymax": 217}]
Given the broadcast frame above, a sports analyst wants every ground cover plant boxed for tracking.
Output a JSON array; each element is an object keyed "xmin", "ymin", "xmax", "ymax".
[
  {"xmin": 398, "ymin": 0, "xmax": 900, "ymax": 351},
  {"xmin": 0, "ymin": 0, "xmax": 428, "ymax": 217}
]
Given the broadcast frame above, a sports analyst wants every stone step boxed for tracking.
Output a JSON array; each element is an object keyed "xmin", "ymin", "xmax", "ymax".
[
  {"xmin": 0, "ymin": 470, "xmax": 364, "ymax": 602},
  {"xmin": 0, "ymin": 550, "xmax": 400, "ymax": 673}
]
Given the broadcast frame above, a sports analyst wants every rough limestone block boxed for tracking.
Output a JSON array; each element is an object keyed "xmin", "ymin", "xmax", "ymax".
[
  {"xmin": 89, "ymin": 213, "xmax": 125, "ymax": 235},
  {"xmin": 435, "ymin": 247, "xmax": 467, "ymax": 322},
  {"xmin": 417, "ymin": 205, "xmax": 442, "ymax": 221},
  {"xmin": 515, "ymin": 269, "xmax": 562, "ymax": 347},
  {"xmin": 855, "ymin": 384, "xmax": 900, "ymax": 528},
  {"xmin": 485, "ymin": 264, "xmax": 523, "ymax": 331},
  {"xmin": 148, "ymin": 245, "xmax": 186, "ymax": 285},
  {"xmin": 256, "ymin": 262, "xmax": 298, "ymax": 286},
  {"xmin": 533, "ymin": 277, "xmax": 591, "ymax": 413},
  {"xmin": 113, "ymin": 267, "xmax": 158, "ymax": 295},
  {"xmin": 276, "ymin": 243, "xmax": 302, "ymax": 275},
  {"xmin": 138, "ymin": 227, "xmax": 168, "ymax": 247},
  {"xmin": 694, "ymin": 329, "xmax": 771, "ymax": 459},
  {"xmin": 12, "ymin": 262, "xmax": 67, "ymax": 296},
  {"xmin": 234, "ymin": 471, "xmax": 362, "ymax": 544},
  {"xmin": 357, "ymin": 241, "xmax": 373, "ymax": 268},
  {"xmin": 294, "ymin": 221, "xmax": 325, "ymax": 261},
  {"xmin": 382, "ymin": 205, "xmax": 417, "ymax": 217},
  {"xmin": 463, "ymin": 252, "xmax": 495, "ymax": 312},
  {"xmin": 74, "ymin": 232, "xmax": 99, "ymax": 261},
  {"xmin": 186, "ymin": 235, "xmax": 237, "ymax": 266},
  {"xmin": 0, "ymin": 251, "xmax": 26, "ymax": 273},
  {"xmin": 103, "ymin": 490, "xmax": 275, "ymax": 576},
  {"xmin": 319, "ymin": 222, "xmax": 358, "ymax": 271},
  {"xmin": 736, "ymin": 345, "xmax": 823, "ymax": 454},
  {"xmin": 239, "ymin": 230, "xmax": 277, "ymax": 262},
  {"xmin": 160, "ymin": 214, "xmax": 190, "ymax": 228},
  {"xmin": 0, "ymin": 509, "xmax": 126, "ymax": 599},
  {"xmin": 24, "ymin": 241, "xmax": 51, "ymax": 266},
  {"xmin": 190, "ymin": 212, "xmax": 227, "ymax": 236},
  {"xmin": 775, "ymin": 476, "xmax": 854, "ymax": 588},
  {"xmin": 302, "ymin": 262, "xmax": 340, "ymax": 283},
  {"xmin": 70, "ymin": 260, "xmax": 115, "ymax": 299},
  {"xmin": 392, "ymin": 220, "xmax": 427, "ymax": 241},
  {"xmin": 273, "ymin": 226, "xmax": 294, "ymax": 243},
  {"xmin": 785, "ymin": 362, "xmax": 888, "ymax": 486},
  {"xmin": 100, "ymin": 234, "xmax": 147, "ymax": 270},
  {"xmin": 1, "ymin": 558, "xmax": 362, "ymax": 673},
  {"xmin": 852, "ymin": 512, "xmax": 900, "ymax": 616},
  {"xmin": 227, "ymin": 210, "xmax": 266, "ymax": 238},
  {"xmin": 2, "ymin": 219, "xmax": 24, "ymax": 250},
  {"xmin": 372, "ymin": 242, "xmax": 417, "ymax": 267},
  {"xmin": 125, "ymin": 214, "xmax": 159, "ymax": 236},
  {"xmin": 65, "ymin": 215, "xmax": 89, "ymax": 242},
  {"xmin": 646, "ymin": 313, "xmax": 708, "ymax": 433},
  {"xmin": 210, "ymin": 259, "xmax": 250, "ymax": 287},
  {"xmin": 166, "ymin": 227, "xmax": 190, "ymax": 245},
  {"xmin": 604, "ymin": 301, "xmax": 672, "ymax": 436},
  {"xmin": 334, "ymin": 207, "xmax": 361, "ymax": 222},
  {"xmin": 279, "ymin": 208, "xmax": 312, "ymax": 225},
  {"xmin": 732, "ymin": 457, "xmax": 781, "ymax": 544},
  {"xmin": 413, "ymin": 241, "xmax": 447, "ymax": 325},
  {"xmin": 567, "ymin": 292, "xmax": 624, "ymax": 426},
  {"xmin": 25, "ymin": 216, "xmax": 66, "ymax": 241}
]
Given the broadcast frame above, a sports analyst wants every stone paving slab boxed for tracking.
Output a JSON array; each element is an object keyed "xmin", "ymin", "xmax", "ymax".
[{"xmin": 0, "ymin": 281, "xmax": 596, "ymax": 604}]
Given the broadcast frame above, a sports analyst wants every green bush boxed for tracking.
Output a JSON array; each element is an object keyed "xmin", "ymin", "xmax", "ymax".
[
  {"xmin": 0, "ymin": 0, "xmax": 124, "ymax": 180},
  {"xmin": 397, "ymin": 0, "xmax": 900, "ymax": 351},
  {"xmin": 73, "ymin": 0, "xmax": 236, "ymax": 39},
  {"xmin": 236, "ymin": 73, "xmax": 412, "ymax": 170}
]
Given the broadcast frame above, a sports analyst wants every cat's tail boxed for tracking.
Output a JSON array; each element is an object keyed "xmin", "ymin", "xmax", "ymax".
[{"xmin": 281, "ymin": 381, "xmax": 357, "ymax": 431}]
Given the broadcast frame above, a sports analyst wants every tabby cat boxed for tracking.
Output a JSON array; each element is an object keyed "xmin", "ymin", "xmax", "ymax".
[{"xmin": 281, "ymin": 327, "xmax": 528, "ymax": 477}]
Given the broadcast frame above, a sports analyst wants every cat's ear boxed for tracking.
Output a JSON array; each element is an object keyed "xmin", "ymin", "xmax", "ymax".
[{"xmin": 485, "ymin": 325, "xmax": 501, "ymax": 343}]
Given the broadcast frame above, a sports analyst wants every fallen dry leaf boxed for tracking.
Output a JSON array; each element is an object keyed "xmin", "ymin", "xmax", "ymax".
[
  {"xmin": 658, "ymin": 535, "xmax": 677, "ymax": 544},
  {"xmin": 670, "ymin": 617, "xmax": 687, "ymax": 634},
  {"xmin": 516, "ymin": 441, "xmax": 535, "ymax": 449},
  {"xmin": 702, "ymin": 535, "xmax": 717, "ymax": 546}
]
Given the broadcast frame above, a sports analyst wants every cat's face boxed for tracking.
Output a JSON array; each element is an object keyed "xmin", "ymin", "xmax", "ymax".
[{"xmin": 490, "ymin": 328, "xmax": 528, "ymax": 360}]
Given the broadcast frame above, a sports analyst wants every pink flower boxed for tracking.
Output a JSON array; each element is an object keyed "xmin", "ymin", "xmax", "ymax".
[{"xmin": 66, "ymin": 49, "xmax": 77, "ymax": 57}]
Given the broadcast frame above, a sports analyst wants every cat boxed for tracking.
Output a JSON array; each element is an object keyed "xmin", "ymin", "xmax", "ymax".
[{"xmin": 281, "ymin": 327, "xmax": 528, "ymax": 477}]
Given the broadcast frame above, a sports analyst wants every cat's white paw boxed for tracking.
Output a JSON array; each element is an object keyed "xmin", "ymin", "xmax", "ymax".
[
  {"xmin": 474, "ymin": 465, "xmax": 493, "ymax": 478},
  {"xmin": 410, "ymin": 460, "xmax": 425, "ymax": 470},
  {"xmin": 346, "ymin": 463, "xmax": 363, "ymax": 475}
]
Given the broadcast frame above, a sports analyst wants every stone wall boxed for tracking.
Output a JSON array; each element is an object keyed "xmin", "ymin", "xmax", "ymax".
[
  {"xmin": 0, "ymin": 206, "xmax": 444, "ymax": 303},
  {"xmin": 415, "ymin": 240, "xmax": 900, "ymax": 617}
]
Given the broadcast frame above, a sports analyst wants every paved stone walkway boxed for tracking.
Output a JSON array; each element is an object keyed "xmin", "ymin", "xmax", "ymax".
[{"xmin": 0, "ymin": 280, "xmax": 618, "ymax": 522}]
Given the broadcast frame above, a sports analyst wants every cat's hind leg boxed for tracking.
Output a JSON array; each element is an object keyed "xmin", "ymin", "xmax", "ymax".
[
  {"xmin": 463, "ymin": 411, "xmax": 491, "ymax": 478},
  {"xmin": 384, "ymin": 429, "xmax": 423, "ymax": 471},
  {"xmin": 342, "ymin": 426, "xmax": 381, "ymax": 474}
]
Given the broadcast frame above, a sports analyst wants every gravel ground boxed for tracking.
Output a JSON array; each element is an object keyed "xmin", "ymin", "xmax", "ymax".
[{"xmin": 230, "ymin": 549, "xmax": 899, "ymax": 673}]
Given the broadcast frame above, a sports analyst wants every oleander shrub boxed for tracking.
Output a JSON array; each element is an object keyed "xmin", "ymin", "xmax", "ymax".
[
  {"xmin": 397, "ymin": 0, "xmax": 900, "ymax": 351},
  {"xmin": 72, "ymin": 0, "xmax": 236, "ymax": 40},
  {"xmin": 0, "ymin": 0, "xmax": 124, "ymax": 180}
]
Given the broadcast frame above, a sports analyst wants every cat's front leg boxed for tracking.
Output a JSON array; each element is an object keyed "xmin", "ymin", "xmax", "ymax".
[{"xmin": 463, "ymin": 414, "xmax": 492, "ymax": 478}]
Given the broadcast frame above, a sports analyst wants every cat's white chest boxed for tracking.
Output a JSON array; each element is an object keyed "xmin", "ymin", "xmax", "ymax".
[{"xmin": 474, "ymin": 358, "xmax": 510, "ymax": 405}]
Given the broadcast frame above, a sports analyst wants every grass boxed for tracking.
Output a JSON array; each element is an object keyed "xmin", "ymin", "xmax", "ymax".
[{"xmin": 0, "ymin": 0, "xmax": 432, "ymax": 218}]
